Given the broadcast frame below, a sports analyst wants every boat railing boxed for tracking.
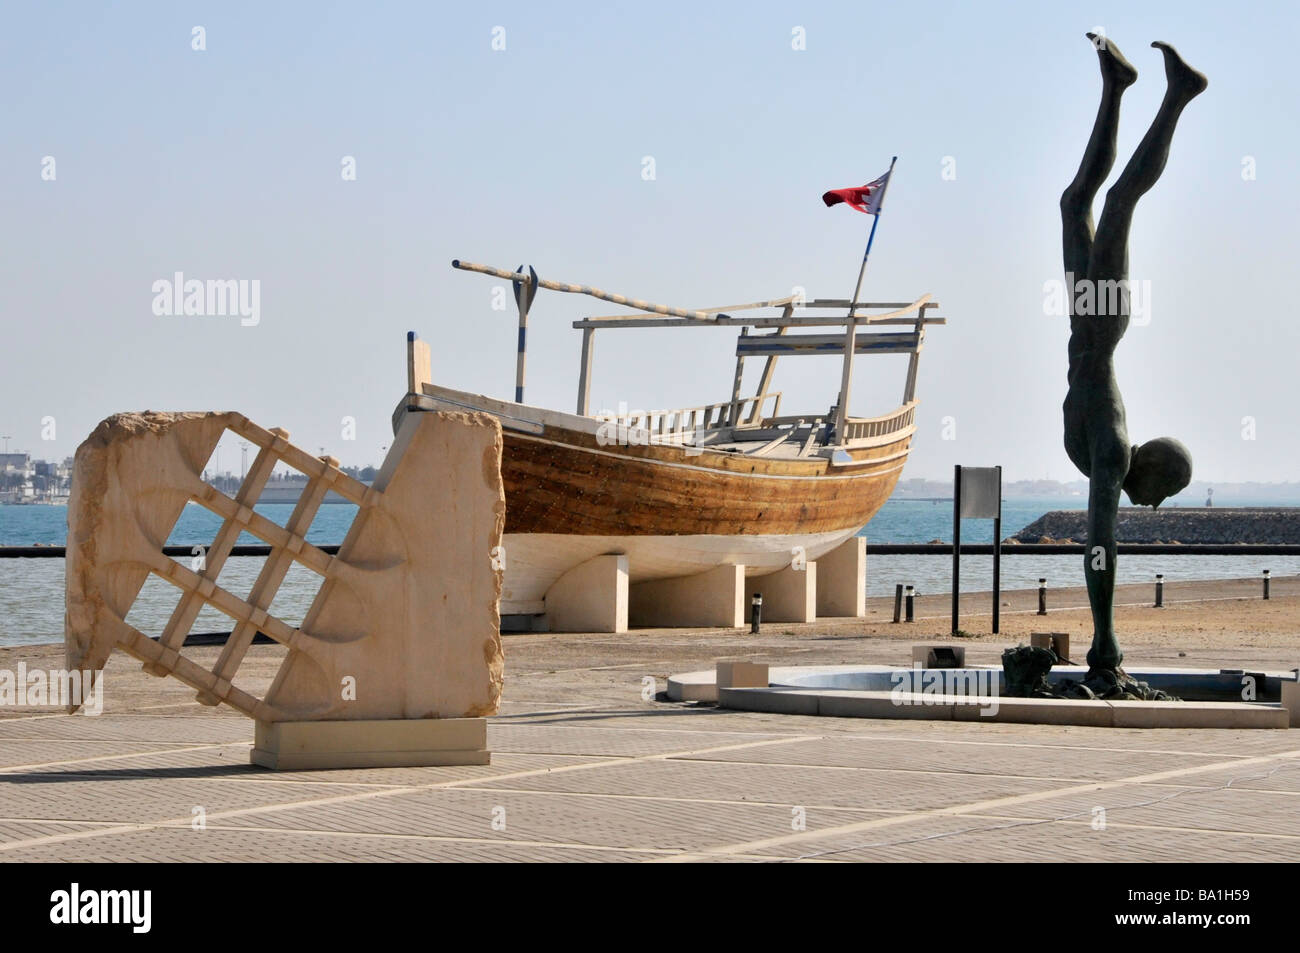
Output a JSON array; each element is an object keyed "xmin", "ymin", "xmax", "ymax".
[
  {"xmin": 594, "ymin": 392, "xmax": 781, "ymax": 438},
  {"xmin": 841, "ymin": 402, "xmax": 917, "ymax": 441}
]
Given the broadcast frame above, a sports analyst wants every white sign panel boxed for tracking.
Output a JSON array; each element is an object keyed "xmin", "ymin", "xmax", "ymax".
[{"xmin": 958, "ymin": 467, "xmax": 1001, "ymax": 519}]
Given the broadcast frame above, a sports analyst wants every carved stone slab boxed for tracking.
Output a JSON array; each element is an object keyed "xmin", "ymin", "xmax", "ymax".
[{"xmin": 65, "ymin": 409, "xmax": 506, "ymax": 748}]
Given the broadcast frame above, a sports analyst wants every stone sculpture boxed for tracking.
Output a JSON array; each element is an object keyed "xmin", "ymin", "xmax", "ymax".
[{"xmin": 65, "ymin": 409, "xmax": 506, "ymax": 768}]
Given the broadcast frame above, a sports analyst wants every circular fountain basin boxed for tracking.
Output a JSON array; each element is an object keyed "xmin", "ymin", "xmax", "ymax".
[
  {"xmin": 772, "ymin": 664, "xmax": 1291, "ymax": 702},
  {"xmin": 666, "ymin": 664, "xmax": 1296, "ymax": 729}
]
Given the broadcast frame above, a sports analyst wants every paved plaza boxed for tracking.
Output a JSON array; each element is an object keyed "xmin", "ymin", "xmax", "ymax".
[{"xmin": 1, "ymin": 583, "xmax": 1298, "ymax": 862}]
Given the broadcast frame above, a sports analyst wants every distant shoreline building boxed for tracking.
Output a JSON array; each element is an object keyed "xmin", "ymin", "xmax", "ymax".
[
  {"xmin": 201, "ymin": 467, "xmax": 375, "ymax": 504},
  {"xmin": 0, "ymin": 453, "xmax": 373, "ymax": 506},
  {"xmin": 0, "ymin": 452, "xmax": 72, "ymax": 504}
]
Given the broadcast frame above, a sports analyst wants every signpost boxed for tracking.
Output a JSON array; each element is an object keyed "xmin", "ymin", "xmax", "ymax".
[{"xmin": 952, "ymin": 465, "xmax": 1002, "ymax": 634}]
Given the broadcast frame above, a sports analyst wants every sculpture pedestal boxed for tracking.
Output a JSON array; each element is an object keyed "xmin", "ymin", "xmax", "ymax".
[{"xmin": 251, "ymin": 717, "xmax": 490, "ymax": 770}]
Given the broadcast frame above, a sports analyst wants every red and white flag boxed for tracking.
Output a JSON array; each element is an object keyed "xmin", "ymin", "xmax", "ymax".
[{"xmin": 822, "ymin": 171, "xmax": 891, "ymax": 215}]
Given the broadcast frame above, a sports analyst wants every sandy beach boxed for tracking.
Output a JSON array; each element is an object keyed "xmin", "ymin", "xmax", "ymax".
[{"xmin": 2, "ymin": 574, "xmax": 1296, "ymax": 715}]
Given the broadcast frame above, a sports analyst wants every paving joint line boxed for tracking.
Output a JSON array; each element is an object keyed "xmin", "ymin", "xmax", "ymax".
[
  {"xmin": 0, "ymin": 743, "xmax": 247, "ymax": 775},
  {"xmin": 652, "ymin": 746, "xmax": 1300, "ymax": 861},
  {"xmin": 0, "ymin": 735, "xmax": 818, "ymax": 853}
]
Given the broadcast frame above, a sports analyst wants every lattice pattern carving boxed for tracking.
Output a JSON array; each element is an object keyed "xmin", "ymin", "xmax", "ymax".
[{"xmin": 66, "ymin": 410, "xmax": 505, "ymax": 722}]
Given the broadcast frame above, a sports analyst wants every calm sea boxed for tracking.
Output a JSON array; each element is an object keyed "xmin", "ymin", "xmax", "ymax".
[{"xmin": 2, "ymin": 496, "xmax": 1296, "ymax": 646}]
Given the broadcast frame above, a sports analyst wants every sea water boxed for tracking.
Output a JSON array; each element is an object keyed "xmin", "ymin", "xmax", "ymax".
[{"xmin": 2, "ymin": 498, "xmax": 1297, "ymax": 646}]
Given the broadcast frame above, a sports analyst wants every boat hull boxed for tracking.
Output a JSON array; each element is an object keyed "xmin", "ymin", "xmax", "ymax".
[
  {"xmin": 500, "ymin": 427, "xmax": 908, "ymax": 537},
  {"xmin": 396, "ymin": 386, "xmax": 911, "ymax": 616},
  {"xmin": 496, "ymin": 427, "xmax": 908, "ymax": 612}
]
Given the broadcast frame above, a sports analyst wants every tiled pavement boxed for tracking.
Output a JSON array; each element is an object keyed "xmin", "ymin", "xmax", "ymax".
[{"xmin": 1, "ymin": 607, "xmax": 1299, "ymax": 862}]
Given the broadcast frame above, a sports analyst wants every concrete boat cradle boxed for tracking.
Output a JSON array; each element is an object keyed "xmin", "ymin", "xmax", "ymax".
[
  {"xmin": 395, "ymin": 259, "xmax": 949, "ymax": 633},
  {"xmin": 64, "ymin": 409, "xmax": 507, "ymax": 769},
  {"xmin": 667, "ymin": 662, "xmax": 1300, "ymax": 729}
]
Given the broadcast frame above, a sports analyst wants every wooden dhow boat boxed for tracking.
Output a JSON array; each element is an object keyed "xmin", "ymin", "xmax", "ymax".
[{"xmin": 394, "ymin": 259, "xmax": 945, "ymax": 631}]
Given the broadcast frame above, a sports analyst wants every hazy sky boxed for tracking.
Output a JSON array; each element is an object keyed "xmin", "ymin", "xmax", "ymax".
[{"xmin": 2, "ymin": 0, "xmax": 1296, "ymax": 483}]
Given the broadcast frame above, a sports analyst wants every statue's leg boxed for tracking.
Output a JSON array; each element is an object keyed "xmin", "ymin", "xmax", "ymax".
[
  {"xmin": 1062, "ymin": 35, "xmax": 1137, "ymax": 396},
  {"xmin": 1084, "ymin": 465, "xmax": 1125, "ymax": 671},
  {"xmin": 1060, "ymin": 34, "xmax": 1137, "ymax": 281},
  {"xmin": 1090, "ymin": 42, "xmax": 1208, "ymax": 282}
]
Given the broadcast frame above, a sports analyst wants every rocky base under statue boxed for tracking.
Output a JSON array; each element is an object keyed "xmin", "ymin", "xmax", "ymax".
[{"xmin": 1002, "ymin": 645, "xmax": 1177, "ymax": 702}]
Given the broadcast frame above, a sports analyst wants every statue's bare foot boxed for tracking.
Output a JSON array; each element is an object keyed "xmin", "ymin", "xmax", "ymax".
[
  {"xmin": 1152, "ymin": 41, "xmax": 1208, "ymax": 100},
  {"xmin": 1088, "ymin": 33, "xmax": 1137, "ymax": 89}
]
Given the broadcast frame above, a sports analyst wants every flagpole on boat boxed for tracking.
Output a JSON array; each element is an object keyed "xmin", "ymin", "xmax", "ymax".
[{"xmin": 833, "ymin": 155, "xmax": 897, "ymax": 443}]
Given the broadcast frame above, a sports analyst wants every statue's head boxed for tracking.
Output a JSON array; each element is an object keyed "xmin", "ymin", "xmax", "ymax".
[{"xmin": 1124, "ymin": 437, "xmax": 1192, "ymax": 509}]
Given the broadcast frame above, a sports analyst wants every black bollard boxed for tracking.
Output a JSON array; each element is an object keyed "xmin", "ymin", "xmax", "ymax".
[
  {"xmin": 1155, "ymin": 573, "xmax": 1164, "ymax": 608},
  {"xmin": 1037, "ymin": 578, "xmax": 1047, "ymax": 616},
  {"xmin": 905, "ymin": 585, "xmax": 915, "ymax": 623},
  {"xmin": 1264, "ymin": 569, "xmax": 1270, "ymax": 601},
  {"xmin": 751, "ymin": 593, "xmax": 763, "ymax": 633},
  {"xmin": 892, "ymin": 583, "xmax": 904, "ymax": 624}
]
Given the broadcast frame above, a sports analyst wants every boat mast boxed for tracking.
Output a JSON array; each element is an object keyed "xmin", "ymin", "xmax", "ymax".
[{"xmin": 833, "ymin": 156, "xmax": 897, "ymax": 445}]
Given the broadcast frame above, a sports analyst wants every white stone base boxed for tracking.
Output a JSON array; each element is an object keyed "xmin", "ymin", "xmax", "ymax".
[
  {"xmin": 545, "ymin": 554, "xmax": 629, "ymax": 633},
  {"xmin": 251, "ymin": 717, "xmax": 490, "ymax": 770},
  {"xmin": 499, "ymin": 528, "xmax": 859, "ymax": 612},
  {"xmin": 754, "ymin": 564, "xmax": 817, "ymax": 623},
  {"xmin": 629, "ymin": 564, "xmax": 745, "ymax": 628},
  {"xmin": 815, "ymin": 536, "xmax": 866, "ymax": 618}
]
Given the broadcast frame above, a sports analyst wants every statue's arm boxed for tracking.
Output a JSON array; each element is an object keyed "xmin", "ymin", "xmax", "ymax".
[
  {"xmin": 1086, "ymin": 413, "xmax": 1129, "ymax": 554},
  {"xmin": 1088, "ymin": 478, "xmax": 1121, "ymax": 553},
  {"xmin": 1083, "ymin": 446, "xmax": 1127, "ymax": 670}
]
